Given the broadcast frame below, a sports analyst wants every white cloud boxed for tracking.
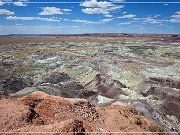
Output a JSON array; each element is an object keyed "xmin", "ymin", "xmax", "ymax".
[
  {"xmin": 171, "ymin": 11, "xmax": 180, "ymax": 19},
  {"xmin": 170, "ymin": 11, "xmax": 180, "ymax": 23},
  {"xmin": 62, "ymin": 9, "xmax": 72, "ymax": 12},
  {"xmin": 139, "ymin": 15, "xmax": 168, "ymax": 24},
  {"xmin": 119, "ymin": 22, "xmax": 131, "ymax": 25},
  {"xmin": 101, "ymin": 18, "xmax": 113, "ymax": 23},
  {"xmin": 132, "ymin": 15, "xmax": 168, "ymax": 25},
  {"xmin": 72, "ymin": 19, "xmax": 88, "ymax": 23},
  {"xmin": 82, "ymin": 8, "xmax": 107, "ymax": 14},
  {"xmin": 80, "ymin": 0, "xmax": 124, "ymax": 14},
  {"xmin": 16, "ymin": 24, "xmax": 22, "ymax": 25},
  {"xmin": 141, "ymin": 17, "xmax": 163, "ymax": 24},
  {"xmin": 0, "ymin": 1, "xmax": 5, "ymax": 6},
  {"xmin": 0, "ymin": 0, "xmax": 29, "ymax": 6},
  {"xmin": 117, "ymin": 14, "xmax": 136, "ymax": 18},
  {"xmin": 80, "ymin": 0, "xmax": 97, "ymax": 7},
  {"xmin": 132, "ymin": 18, "xmax": 139, "ymax": 21},
  {"xmin": 13, "ymin": 1, "xmax": 27, "ymax": 6},
  {"xmin": 72, "ymin": 18, "xmax": 112, "ymax": 24},
  {"xmin": 0, "ymin": 9, "xmax": 14, "ymax": 15},
  {"xmin": 104, "ymin": 14, "xmax": 113, "ymax": 17},
  {"xmin": 7, "ymin": 16, "xmax": 36, "ymax": 21},
  {"xmin": 163, "ymin": 4, "xmax": 168, "ymax": 6},
  {"xmin": 176, "ymin": 11, "xmax": 180, "ymax": 14},
  {"xmin": 110, "ymin": 0, "xmax": 125, "ymax": 2},
  {"xmin": 123, "ymin": 11, "xmax": 127, "ymax": 14},
  {"xmin": 39, "ymin": 7, "xmax": 71, "ymax": 15},
  {"xmin": 6, "ymin": 16, "xmax": 61, "ymax": 22},
  {"xmin": 153, "ymin": 14, "xmax": 161, "ymax": 18},
  {"xmin": 81, "ymin": 0, "xmax": 112, "ymax": 8}
]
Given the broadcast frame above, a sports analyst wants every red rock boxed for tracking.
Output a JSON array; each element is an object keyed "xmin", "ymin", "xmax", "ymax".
[{"xmin": 0, "ymin": 91, "xmax": 154, "ymax": 134}]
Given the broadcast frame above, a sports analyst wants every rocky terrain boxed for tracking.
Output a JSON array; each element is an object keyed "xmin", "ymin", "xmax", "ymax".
[
  {"xmin": 1, "ymin": 91, "xmax": 155, "ymax": 134},
  {"xmin": 0, "ymin": 34, "xmax": 180, "ymax": 134}
]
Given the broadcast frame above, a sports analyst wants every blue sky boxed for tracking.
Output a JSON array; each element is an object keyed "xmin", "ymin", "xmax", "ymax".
[{"xmin": 0, "ymin": 0, "xmax": 180, "ymax": 34}]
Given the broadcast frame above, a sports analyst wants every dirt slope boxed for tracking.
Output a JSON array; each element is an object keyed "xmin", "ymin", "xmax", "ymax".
[{"xmin": 0, "ymin": 91, "xmax": 157, "ymax": 135}]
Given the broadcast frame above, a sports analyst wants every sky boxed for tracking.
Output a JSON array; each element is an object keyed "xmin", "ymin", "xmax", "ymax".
[{"xmin": 0, "ymin": 0, "xmax": 180, "ymax": 34}]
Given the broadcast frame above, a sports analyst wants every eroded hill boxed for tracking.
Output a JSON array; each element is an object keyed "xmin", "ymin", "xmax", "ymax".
[{"xmin": 0, "ymin": 35, "xmax": 180, "ymax": 134}]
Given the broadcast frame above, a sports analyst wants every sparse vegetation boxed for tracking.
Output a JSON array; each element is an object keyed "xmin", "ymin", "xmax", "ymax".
[
  {"xmin": 135, "ymin": 117, "xmax": 142, "ymax": 125},
  {"xmin": 119, "ymin": 125, "xmax": 129, "ymax": 130},
  {"xmin": 129, "ymin": 107, "xmax": 138, "ymax": 115},
  {"xmin": 149, "ymin": 124, "xmax": 165, "ymax": 135},
  {"xmin": 0, "ymin": 35, "xmax": 179, "ymax": 133}
]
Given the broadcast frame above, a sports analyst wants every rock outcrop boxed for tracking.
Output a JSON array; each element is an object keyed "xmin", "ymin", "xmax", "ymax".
[{"xmin": 0, "ymin": 91, "xmax": 156, "ymax": 134}]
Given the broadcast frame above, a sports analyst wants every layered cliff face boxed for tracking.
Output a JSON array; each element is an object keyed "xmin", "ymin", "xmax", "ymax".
[{"xmin": 0, "ymin": 91, "xmax": 157, "ymax": 134}]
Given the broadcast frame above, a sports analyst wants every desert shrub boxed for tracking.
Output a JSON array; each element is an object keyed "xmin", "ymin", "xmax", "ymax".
[
  {"xmin": 135, "ymin": 117, "xmax": 142, "ymax": 125},
  {"xmin": 119, "ymin": 125, "xmax": 128, "ymax": 130}
]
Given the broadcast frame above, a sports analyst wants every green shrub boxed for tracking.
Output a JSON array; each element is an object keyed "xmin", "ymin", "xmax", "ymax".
[{"xmin": 135, "ymin": 117, "xmax": 142, "ymax": 125}]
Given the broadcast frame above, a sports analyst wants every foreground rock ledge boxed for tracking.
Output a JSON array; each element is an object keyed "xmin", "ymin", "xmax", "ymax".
[{"xmin": 0, "ymin": 91, "xmax": 162, "ymax": 134}]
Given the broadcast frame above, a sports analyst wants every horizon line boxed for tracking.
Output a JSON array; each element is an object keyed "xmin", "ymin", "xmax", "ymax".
[
  {"xmin": 1, "ymin": 33, "xmax": 180, "ymax": 36},
  {"xmin": 3, "ymin": 2, "xmax": 180, "ymax": 4}
]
